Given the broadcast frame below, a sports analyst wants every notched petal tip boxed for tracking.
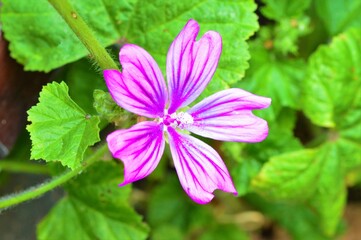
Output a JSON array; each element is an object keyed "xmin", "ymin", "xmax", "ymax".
[
  {"xmin": 167, "ymin": 19, "xmax": 222, "ymax": 113},
  {"xmin": 167, "ymin": 128, "xmax": 237, "ymax": 204},
  {"xmin": 189, "ymin": 183, "xmax": 238, "ymax": 204},
  {"xmin": 104, "ymin": 44, "xmax": 167, "ymax": 118}
]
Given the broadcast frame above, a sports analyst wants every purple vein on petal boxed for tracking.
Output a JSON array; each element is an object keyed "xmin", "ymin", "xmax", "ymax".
[
  {"xmin": 186, "ymin": 89, "xmax": 271, "ymax": 142},
  {"xmin": 107, "ymin": 121, "xmax": 165, "ymax": 185},
  {"xmin": 103, "ymin": 44, "xmax": 167, "ymax": 118},
  {"xmin": 167, "ymin": 127, "xmax": 237, "ymax": 204},
  {"xmin": 167, "ymin": 19, "xmax": 222, "ymax": 113}
]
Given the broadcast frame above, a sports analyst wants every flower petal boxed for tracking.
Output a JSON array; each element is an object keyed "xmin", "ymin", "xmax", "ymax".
[
  {"xmin": 103, "ymin": 44, "xmax": 167, "ymax": 118},
  {"xmin": 107, "ymin": 121, "xmax": 165, "ymax": 185},
  {"xmin": 167, "ymin": 19, "xmax": 222, "ymax": 113},
  {"xmin": 167, "ymin": 127, "xmax": 237, "ymax": 204},
  {"xmin": 186, "ymin": 89, "xmax": 271, "ymax": 142}
]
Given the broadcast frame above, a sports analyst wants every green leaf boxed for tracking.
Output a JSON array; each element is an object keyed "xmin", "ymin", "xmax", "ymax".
[
  {"xmin": 148, "ymin": 175, "xmax": 192, "ymax": 231},
  {"xmin": 252, "ymin": 149, "xmax": 321, "ymax": 201},
  {"xmin": 261, "ymin": 0, "xmax": 311, "ymax": 20},
  {"xmin": 238, "ymin": 40, "xmax": 306, "ymax": 120},
  {"xmin": 224, "ymin": 110, "xmax": 302, "ymax": 196},
  {"xmin": 1, "ymin": 0, "xmax": 258, "ymax": 98},
  {"xmin": 252, "ymin": 142, "xmax": 348, "ymax": 236},
  {"xmin": 199, "ymin": 224, "xmax": 249, "ymax": 240},
  {"xmin": 315, "ymin": 0, "xmax": 361, "ymax": 35},
  {"xmin": 151, "ymin": 225, "xmax": 183, "ymax": 240},
  {"xmin": 247, "ymin": 193, "xmax": 337, "ymax": 240},
  {"xmin": 303, "ymin": 29, "xmax": 361, "ymax": 128},
  {"xmin": 230, "ymin": 157, "xmax": 262, "ymax": 196},
  {"xmin": 241, "ymin": 110, "xmax": 302, "ymax": 162},
  {"xmin": 308, "ymin": 144, "xmax": 346, "ymax": 237},
  {"xmin": 27, "ymin": 81, "xmax": 100, "ymax": 169},
  {"xmin": 37, "ymin": 162, "xmax": 149, "ymax": 240}
]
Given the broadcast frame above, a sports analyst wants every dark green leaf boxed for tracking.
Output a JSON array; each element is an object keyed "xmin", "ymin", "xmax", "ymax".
[
  {"xmin": 1, "ymin": 0, "xmax": 258, "ymax": 99},
  {"xmin": 0, "ymin": 0, "xmax": 119, "ymax": 72},
  {"xmin": 37, "ymin": 162, "xmax": 149, "ymax": 240},
  {"xmin": 247, "ymin": 193, "xmax": 338, "ymax": 240},
  {"xmin": 61, "ymin": 59, "xmax": 107, "ymax": 114}
]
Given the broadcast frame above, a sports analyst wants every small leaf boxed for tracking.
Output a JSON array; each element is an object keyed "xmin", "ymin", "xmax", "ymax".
[
  {"xmin": 225, "ymin": 110, "xmax": 302, "ymax": 196},
  {"xmin": 238, "ymin": 40, "xmax": 306, "ymax": 120},
  {"xmin": 316, "ymin": 0, "xmax": 361, "ymax": 35},
  {"xmin": 93, "ymin": 89, "xmax": 135, "ymax": 128},
  {"xmin": 37, "ymin": 162, "xmax": 149, "ymax": 240},
  {"xmin": 27, "ymin": 81, "xmax": 100, "ymax": 169},
  {"xmin": 199, "ymin": 224, "xmax": 249, "ymax": 240},
  {"xmin": 261, "ymin": 0, "xmax": 311, "ymax": 20}
]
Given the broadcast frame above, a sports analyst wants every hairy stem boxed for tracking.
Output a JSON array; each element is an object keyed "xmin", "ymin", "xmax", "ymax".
[
  {"xmin": 0, "ymin": 161, "xmax": 50, "ymax": 175},
  {"xmin": 0, "ymin": 144, "xmax": 108, "ymax": 210},
  {"xmin": 48, "ymin": 0, "xmax": 119, "ymax": 70}
]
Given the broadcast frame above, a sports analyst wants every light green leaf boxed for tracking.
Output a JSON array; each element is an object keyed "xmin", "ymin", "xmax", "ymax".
[
  {"xmin": 1, "ymin": 0, "xmax": 258, "ymax": 98},
  {"xmin": 252, "ymin": 142, "xmax": 348, "ymax": 236},
  {"xmin": 252, "ymin": 149, "xmax": 320, "ymax": 201},
  {"xmin": 316, "ymin": 0, "xmax": 361, "ymax": 35},
  {"xmin": 303, "ymin": 29, "xmax": 361, "ymax": 128},
  {"xmin": 27, "ymin": 81, "xmax": 100, "ymax": 169},
  {"xmin": 37, "ymin": 162, "xmax": 149, "ymax": 240},
  {"xmin": 308, "ymin": 144, "xmax": 346, "ymax": 237},
  {"xmin": 261, "ymin": 0, "xmax": 311, "ymax": 20}
]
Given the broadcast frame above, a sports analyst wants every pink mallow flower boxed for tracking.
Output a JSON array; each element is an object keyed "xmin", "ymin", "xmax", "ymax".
[{"xmin": 103, "ymin": 19, "xmax": 271, "ymax": 204}]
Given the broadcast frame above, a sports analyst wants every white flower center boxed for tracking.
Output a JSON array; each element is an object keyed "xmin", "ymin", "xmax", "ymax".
[{"xmin": 159, "ymin": 111, "xmax": 193, "ymax": 130}]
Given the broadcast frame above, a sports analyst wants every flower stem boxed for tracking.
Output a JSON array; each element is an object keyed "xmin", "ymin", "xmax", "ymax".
[
  {"xmin": 48, "ymin": 0, "xmax": 119, "ymax": 70},
  {"xmin": 0, "ymin": 161, "xmax": 50, "ymax": 175},
  {"xmin": 0, "ymin": 144, "xmax": 108, "ymax": 211}
]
